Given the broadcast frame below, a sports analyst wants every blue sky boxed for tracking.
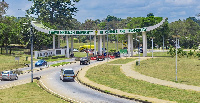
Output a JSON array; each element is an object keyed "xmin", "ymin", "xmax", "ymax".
[{"xmin": 4, "ymin": 0, "xmax": 200, "ymax": 23}]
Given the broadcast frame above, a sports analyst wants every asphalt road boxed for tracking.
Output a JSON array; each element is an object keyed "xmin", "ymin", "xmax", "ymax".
[{"xmin": 0, "ymin": 59, "xmax": 137, "ymax": 103}]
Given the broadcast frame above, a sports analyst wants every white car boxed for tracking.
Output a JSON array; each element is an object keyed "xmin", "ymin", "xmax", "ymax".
[
  {"xmin": 60, "ymin": 68, "xmax": 75, "ymax": 82},
  {"xmin": 0, "ymin": 71, "xmax": 18, "ymax": 81},
  {"xmin": 73, "ymin": 49, "xmax": 79, "ymax": 52}
]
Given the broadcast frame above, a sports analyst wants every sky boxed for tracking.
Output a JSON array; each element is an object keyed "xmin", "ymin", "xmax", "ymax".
[{"xmin": 4, "ymin": 0, "xmax": 200, "ymax": 23}]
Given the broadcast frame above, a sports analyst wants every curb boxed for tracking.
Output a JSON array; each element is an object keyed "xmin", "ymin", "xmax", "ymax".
[{"xmin": 37, "ymin": 78, "xmax": 80, "ymax": 103}]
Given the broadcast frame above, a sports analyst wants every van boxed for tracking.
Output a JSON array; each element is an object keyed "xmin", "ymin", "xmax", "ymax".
[{"xmin": 60, "ymin": 68, "xmax": 75, "ymax": 81}]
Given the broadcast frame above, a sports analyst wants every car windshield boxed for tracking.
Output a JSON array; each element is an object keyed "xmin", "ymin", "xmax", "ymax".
[
  {"xmin": 80, "ymin": 58, "xmax": 87, "ymax": 61},
  {"xmin": 64, "ymin": 70, "xmax": 74, "ymax": 74},
  {"xmin": 38, "ymin": 60, "xmax": 43, "ymax": 63},
  {"xmin": 2, "ymin": 71, "xmax": 9, "ymax": 74}
]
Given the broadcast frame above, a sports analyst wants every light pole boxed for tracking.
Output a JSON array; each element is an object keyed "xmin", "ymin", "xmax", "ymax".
[
  {"xmin": 150, "ymin": 37, "xmax": 155, "ymax": 58},
  {"xmin": 23, "ymin": 21, "xmax": 33, "ymax": 83},
  {"xmin": 172, "ymin": 35, "xmax": 181, "ymax": 81}
]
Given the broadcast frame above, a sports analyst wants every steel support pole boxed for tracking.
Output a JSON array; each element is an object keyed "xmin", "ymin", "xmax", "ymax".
[
  {"xmin": 30, "ymin": 27, "xmax": 33, "ymax": 83},
  {"xmin": 176, "ymin": 37, "xmax": 178, "ymax": 81},
  {"xmin": 152, "ymin": 38, "xmax": 153, "ymax": 58}
]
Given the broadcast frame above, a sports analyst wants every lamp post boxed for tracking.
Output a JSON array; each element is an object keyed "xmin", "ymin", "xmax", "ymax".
[
  {"xmin": 150, "ymin": 37, "xmax": 155, "ymax": 58},
  {"xmin": 23, "ymin": 21, "xmax": 33, "ymax": 83},
  {"xmin": 172, "ymin": 35, "xmax": 181, "ymax": 81}
]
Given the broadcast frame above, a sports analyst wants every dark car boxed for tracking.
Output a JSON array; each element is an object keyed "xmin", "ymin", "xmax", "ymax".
[
  {"xmin": 80, "ymin": 57, "xmax": 90, "ymax": 65},
  {"xmin": 35, "ymin": 59, "xmax": 47, "ymax": 67},
  {"xmin": 140, "ymin": 47, "xmax": 143, "ymax": 53},
  {"xmin": 113, "ymin": 51, "xmax": 120, "ymax": 58}
]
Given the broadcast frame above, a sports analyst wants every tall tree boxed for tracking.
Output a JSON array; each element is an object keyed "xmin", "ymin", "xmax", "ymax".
[
  {"xmin": 28, "ymin": 0, "xmax": 80, "ymax": 29},
  {"xmin": 0, "ymin": 0, "xmax": 8, "ymax": 17}
]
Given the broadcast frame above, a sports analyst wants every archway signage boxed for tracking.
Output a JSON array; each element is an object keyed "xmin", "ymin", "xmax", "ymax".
[{"xmin": 48, "ymin": 28, "xmax": 147, "ymax": 35}]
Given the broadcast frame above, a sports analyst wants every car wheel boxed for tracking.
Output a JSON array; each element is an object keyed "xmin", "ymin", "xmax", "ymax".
[
  {"xmin": 89, "ymin": 62, "xmax": 90, "ymax": 64},
  {"xmin": 80, "ymin": 63, "xmax": 81, "ymax": 65},
  {"xmin": 15, "ymin": 76, "xmax": 18, "ymax": 80}
]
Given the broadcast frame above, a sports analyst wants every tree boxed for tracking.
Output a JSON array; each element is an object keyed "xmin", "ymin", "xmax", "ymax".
[
  {"xmin": 0, "ymin": 16, "xmax": 21, "ymax": 54},
  {"xmin": 0, "ymin": 0, "xmax": 8, "ymax": 17},
  {"xmin": 147, "ymin": 13, "xmax": 154, "ymax": 17},
  {"xmin": 28, "ymin": 0, "xmax": 80, "ymax": 29}
]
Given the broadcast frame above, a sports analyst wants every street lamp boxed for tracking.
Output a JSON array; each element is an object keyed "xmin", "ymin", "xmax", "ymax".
[
  {"xmin": 150, "ymin": 37, "xmax": 155, "ymax": 58},
  {"xmin": 23, "ymin": 21, "xmax": 34, "ymax": 83},
  {"xmin": 172, "ymin": 34, "xmax": 181, "ymax": 81}
]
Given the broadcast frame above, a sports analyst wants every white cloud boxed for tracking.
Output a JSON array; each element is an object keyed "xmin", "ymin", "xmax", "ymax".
[{"xmin": 165, "ymin": 0, "xmax": 196, "ymax": 5}]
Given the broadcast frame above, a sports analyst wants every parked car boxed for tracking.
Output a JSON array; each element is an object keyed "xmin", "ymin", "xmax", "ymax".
[
  {"xmin": 0, "ymin": 71, "xmax": 18, "ymax": 81},
  {"xmin": 73, "ymin": 49, "xmax": 79, "ymax": 52},
  {"xmin": 80, "ymin": 57, "xmax": 90, "ymax": 65},
  {"xmin": 97, "ymin": 54, "xmax": 105, "ymax": 61},
  {"xmin": 35, "ymin": 59, "xmax": 47, "ymax": 67},
  {"xmin": 113, "ymin": 51, "xmax": 120, "ymax": 58},
  {"xmin": 60, "ymin": 68, "xmax": 75, "ymax": 82}
]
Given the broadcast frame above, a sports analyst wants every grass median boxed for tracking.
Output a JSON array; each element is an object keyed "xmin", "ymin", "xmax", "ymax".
[
  {"xmin": 0, "ymin": 82, "xmax": 66, "ymax": 103},
  {"xmin": 135, "ymin": 57, "xmax": 200, "ymax": 86},
  {"xmin": 86, "ymin": 64, "xmax": 200, "ymax": 103},
  {"xmin": 107, "ymin": 58, "xmax": 136, "ymax": 64}
]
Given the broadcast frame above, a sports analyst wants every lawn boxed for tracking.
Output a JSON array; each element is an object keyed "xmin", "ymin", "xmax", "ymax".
[
  {"xmin": 135, "ymin": 57, "xmax": 200, "ymax": 86},
  {"xmin": 107, "ymin": 58, "xmax": 136, "ymax": 64},
  {"xmin": 0, "ymin": 54, "xmax": 30, "ymax": 71},
  {"xmin": 86, "ymin": 64, "xmax": 200, "ymax": 103},
  {"xmin": 0, "ymin": 82, "xmax": 66, "ymax": 103}
]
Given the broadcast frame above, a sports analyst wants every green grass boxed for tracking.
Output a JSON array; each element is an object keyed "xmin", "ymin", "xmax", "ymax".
[
  {"xmin": 86, "ymin": 64, "xmax": 200, "ymax": 103},
  {"xmin": 50, "ymin": 62, "xmax": 70, "ymax": 67},
  {"xmin": 0, "ymin": 54, "xmax": 30, "ymax": 71},
  {"xmin": 0, "ymin": 82, "xmax": 66, "ymax": 103},
  {"xmin": 107, "ymin": 58, "xmax": 136, "ymax": 64},
  {"xmin": 73, "ymin": 52, "xmax": 87, "ymax": 57},
  {"xmin": 135, "ymin": 57, "xmax": 200, "ymax": 86}
]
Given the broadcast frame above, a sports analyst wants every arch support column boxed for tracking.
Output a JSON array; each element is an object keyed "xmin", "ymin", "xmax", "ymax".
[
  {"xmin": 94, "ymin": 35, "xmax": 96, "ymax": 55},
  {"xmin": 71, "ymin": 35, "xmax": 74, "ymax": 54},
  {"xmin": 142, "ymin": 32, "xmax": 147, "ymax": 57},
  {"xmin": 65, "ymin": 35, "xmax": 69, "ymax": 58},
  {"xmin": 53, "ymin": 34, "xmax": 55, "ymax": 55},
  {"xmin": 128, "ymin": 34, "xmax": 131, "ymax": 57}
]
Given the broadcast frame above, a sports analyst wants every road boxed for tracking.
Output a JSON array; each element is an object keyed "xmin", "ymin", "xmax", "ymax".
[{"xmin": 0, "ymin": 59, "xmax": 137, "ymax": 103}]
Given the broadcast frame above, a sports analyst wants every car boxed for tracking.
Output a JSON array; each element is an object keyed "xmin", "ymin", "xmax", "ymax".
[
  {"xmin": 73, "ymin": 48, "xmax": 79, "ymax": 52},
  {"xmin": 35, "ymin": 59, "xmax": 47, "ymax": 67},
  {"xmin": 0, "ymin": 71, "xmax": 18, "ymax": 81},
  {"xmin": 113, "ymin": 51, "xmax": 120, "ymax": 58},
  {"xmin": 60, "ymin": 68, "xmax": 75, "ymax": 82},
  {"xmin": 96, "ymin": 55, "xmax": 105, "ymax": 61},
  {"xmin": 80, "ymin": 57, "xmax": 90, "ymax": 65}
]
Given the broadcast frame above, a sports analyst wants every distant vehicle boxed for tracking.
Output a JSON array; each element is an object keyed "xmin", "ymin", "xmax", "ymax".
[
  {"xmin": 0, "ymin": 71, "xmax": 18, "ymax": 81},
  {"xmin": 35, "ymin": 60, "xmax": 47, "ymax": 67},
  {"xmin": 79, "ymin": 45, "xmax": 94, "ymax": 52},
  {"xmin": 73, "ymin": 49, "xmax": 78, "ymax": 52},
  {"xmin": 97, "ymin": 55, "xmax": 105, "ymax": 61},
  {"xmin": 140, "ymin": 47, "xmax": 143, "ymax": 53},
  {"xmin": 80, "ymin": 57, "xmax": 90, "ymax": 65},
  {"xmin": 60, "ymin": 68, "xmax": 75, "ymax": 82},
  {"xmin": 113, "ymin": 51, "xmax": 120, "ymax": 58}
]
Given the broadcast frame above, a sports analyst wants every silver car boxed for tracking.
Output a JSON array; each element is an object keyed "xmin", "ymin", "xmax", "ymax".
[
  {"xmin": 60, "ymin": 68, "xmax": 75, "ymax": 82},
  {"xmin": 0, "ymin": 71, "xmax": 18, "ymax": 81}
]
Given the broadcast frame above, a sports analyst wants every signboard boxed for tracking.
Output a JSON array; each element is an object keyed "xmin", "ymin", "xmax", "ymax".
[{"xmin": 49, "ymin": 28, "xmax": 147, "ymax": 35}]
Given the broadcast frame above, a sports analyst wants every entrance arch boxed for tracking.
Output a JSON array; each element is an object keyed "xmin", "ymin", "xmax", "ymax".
[{"xmin": 31, "ymin": 17, "xmax": 167, "ymax": 58}]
